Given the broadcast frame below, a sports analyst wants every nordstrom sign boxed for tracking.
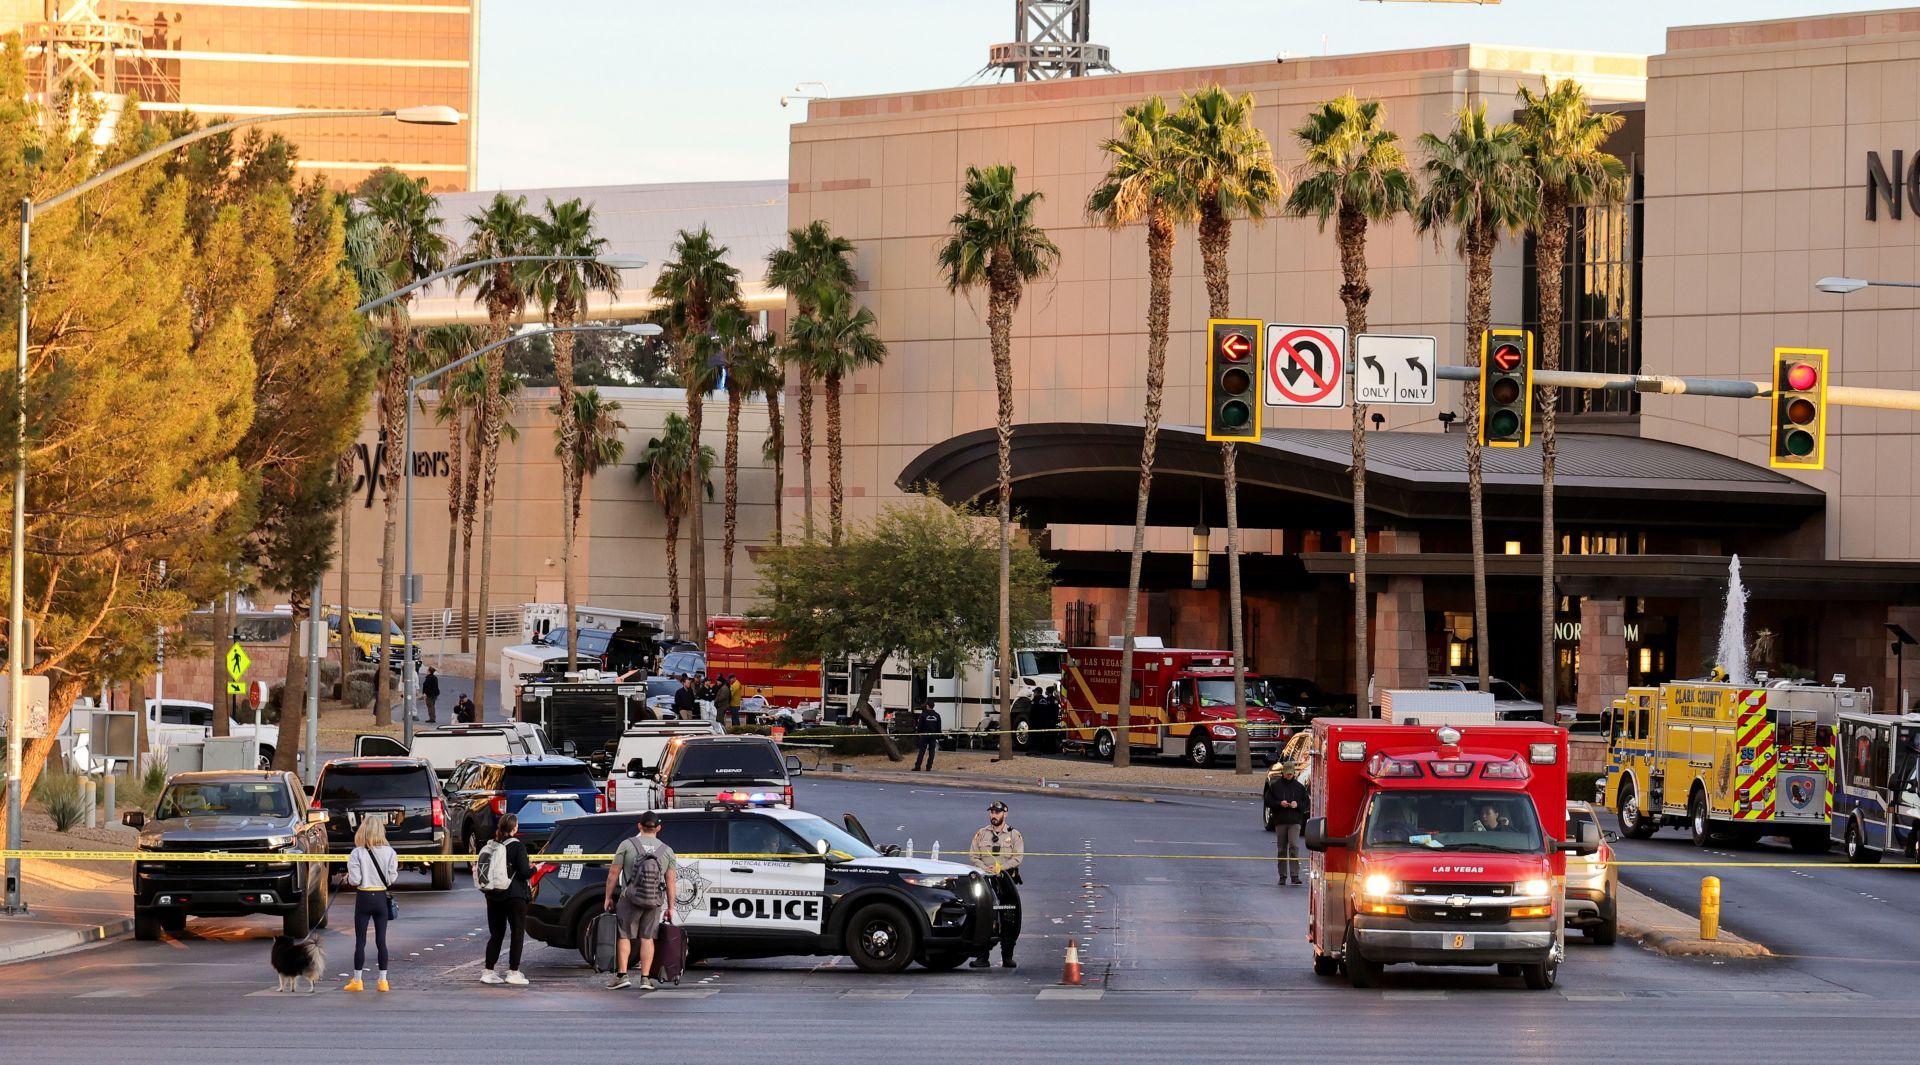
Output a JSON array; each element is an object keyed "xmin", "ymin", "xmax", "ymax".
[{"xmin": 1865, "ymin": 150, "xmax": 1920, "ymax": 220}]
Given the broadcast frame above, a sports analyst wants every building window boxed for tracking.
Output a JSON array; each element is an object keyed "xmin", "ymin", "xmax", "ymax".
[{"xmin": 1559, "ymin": 530, "xmax": 1645, "ymax": 556}]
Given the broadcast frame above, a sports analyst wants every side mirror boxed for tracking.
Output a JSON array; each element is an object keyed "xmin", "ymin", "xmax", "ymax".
[
  {"xmin": 626, "ymin": 758, "xmax": 645, "ymax": 778},
  {"xmin": 1303, "ymin": 817, "xmax": 1330, "ymax": 853},
  {"xmin": 1559, "ymin": 820, "xmax": 1601, "ymax": 856},
  {"xmin": 306, "ymin": 809, "xmax": 330, "ymax": 824},
  {"xmin": 815, "ymin": 838, "xmax": 829, "ymax": 856},
  {"xmin": 122, "ymin": 810, "xmax": 145, "ymax": 829},
  {"xmin": 784, "ymin": 754, "xmax": 802, "ymax": 775},
  {"xmin": 880, "ymin": 843, "xmax": 902, "ymax": 857},
  {"xmin": 637, "ymin": 765, "xmax": 657, "ymax": 780},
  {"xmin": 1603, "ymin": 829, "xmax": 1622, "ymax": 844},
  {"xmin": 563, "ymin": 740, "xmax": 578, "ymax": 756}
]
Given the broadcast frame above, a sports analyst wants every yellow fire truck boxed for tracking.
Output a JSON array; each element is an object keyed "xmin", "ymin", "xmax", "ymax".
[{"xmin": 1603, "ymin": 680, "xmax": 1864, "ymax": 851}]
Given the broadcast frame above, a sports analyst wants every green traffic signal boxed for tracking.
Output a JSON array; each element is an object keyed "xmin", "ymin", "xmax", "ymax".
[{"xmin": 1220, "ymin": 400, "xmax": 1251, "ymax": 428}]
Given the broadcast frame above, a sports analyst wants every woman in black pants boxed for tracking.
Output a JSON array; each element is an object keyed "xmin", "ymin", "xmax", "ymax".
[
  {"xmin": 345, "ymin": 818, "xmax": 397, "ymax": 992},
  {"xmin": 479, "ymin": 813, "xmax": 533, "ymax": 985}
]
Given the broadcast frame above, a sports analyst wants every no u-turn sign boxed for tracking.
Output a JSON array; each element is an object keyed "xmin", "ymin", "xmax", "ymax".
[{"xmin": 1265, "ymin": 324, "xmax": 1346, "ymax": 408}]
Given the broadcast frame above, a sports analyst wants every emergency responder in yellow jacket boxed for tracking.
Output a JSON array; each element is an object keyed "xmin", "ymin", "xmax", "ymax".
[{"xmin": 968, "ymin": 800, "xmax": 1024, "ymax": 968}]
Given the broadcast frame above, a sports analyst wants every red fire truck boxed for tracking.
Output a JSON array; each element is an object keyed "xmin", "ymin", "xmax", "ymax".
[
  {"xmin": 705, "ymin": 615, "xmax": 821, "ymax": 710},
  {"xmin": 1059, "ymin": 645, "xmax": 1287, "ymax": 767},
  {"xmin": 1301, "ymin": 720, "xmax": 1596, "ymax": 990}
]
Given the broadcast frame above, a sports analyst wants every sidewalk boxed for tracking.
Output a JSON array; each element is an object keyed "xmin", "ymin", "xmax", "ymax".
[{"xmin": 0, "ymin": 819, "xmax": 135, "ymax": 965}]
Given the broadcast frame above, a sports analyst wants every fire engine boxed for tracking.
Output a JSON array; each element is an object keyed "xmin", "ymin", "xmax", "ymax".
[
  {"xmin": 1059, "ymin": 643, "xmax": 1286, "ymax": 767},
  {"xmin": 704, "ymin": 615, "xmax": 823, "ymax": 710},
  {"xmin": 1603, "ymin": 679, "xmax": 1860, "ymax": 851},
  {"xmin": 1302, "ymin": 720, "xmax": 1591, "ymax": 990}
]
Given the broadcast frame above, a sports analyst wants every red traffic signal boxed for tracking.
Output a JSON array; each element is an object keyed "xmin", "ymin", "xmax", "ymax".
[
  {"xmin": 1490, "ymin": 343, "xmax": 1524, "ymax": 373},
  {"xmin": 1771, "ymin": 348, "xmax": 1828, "ymax": 470},
  {"xmin": 1478, "ymin": 329, "xmax": 1532, "ymax": 448},
  {"xmin": 1218, "ymin": 331, "xmax": 1253, "ymax": 361},
  {"xmin": 1206, "ymin": 319, "xmax": 1262, "ymax": 443}
]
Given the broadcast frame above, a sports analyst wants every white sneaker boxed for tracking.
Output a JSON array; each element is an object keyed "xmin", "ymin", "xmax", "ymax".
[
  {"xmin": 504, "ymin": 971, "xmax": 529, "ymax": 986},
  {"xmin": 480, "ymin": 970, "xmax": 504, "ymax": 985}
]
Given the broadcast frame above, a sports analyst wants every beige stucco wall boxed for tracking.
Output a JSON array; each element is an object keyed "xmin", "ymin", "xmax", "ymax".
[
  {"xmin": 786, "ymin": 44, "xmax": 1645, "ymax": 550},
  {"xmin": 1641, "ymin": 8, "xmax": 1920, "ymax": 561}
]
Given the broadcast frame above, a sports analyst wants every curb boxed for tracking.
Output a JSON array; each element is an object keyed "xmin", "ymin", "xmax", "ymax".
[
  {"xmin": 1615, "ymin": 885, "xmax": 1770, "ymax": 959},
  {"xmin": 0, "ymin": 918, "xmax": 134, "ymax": 965},
  {"xmin": 822, "ymin": 766, "xmax": 1259, "ymax": 804}
]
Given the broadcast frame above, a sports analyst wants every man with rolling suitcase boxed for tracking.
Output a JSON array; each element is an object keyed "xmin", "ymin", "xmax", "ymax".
[{"xmin": 600, "ymin": 811, "xmax": 677, "ymax": 990}]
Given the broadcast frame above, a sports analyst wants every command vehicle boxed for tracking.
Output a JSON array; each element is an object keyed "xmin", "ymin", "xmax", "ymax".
[
  {"xmin": 517, "ymin": 673, "xmax": 661, "ymax": 774},
  {"xmin": 706, "ymin": 614, "xmax": 822, "ymax": 712},
  {"xmin": 1604, "ymin": 679, "xmax": 1859, "ymax": 850},
  {"xmin": 1302, "ymin": 720, "xmax": 1593, "ymax": 990},
  {"xmin": 1830, "ymin": 710, "xmax": 1920, "ymax": 862},
  {"xmin": 878, "ymin": 633, "xmax": 1066, "ymax": 751},
  {"xmin": 1060, "ymin": 644, "xmax": 1287, "ymax": 767},
  {"xmin": 528, "ymin": 799, "xmax": 999, "ymax": 973}
]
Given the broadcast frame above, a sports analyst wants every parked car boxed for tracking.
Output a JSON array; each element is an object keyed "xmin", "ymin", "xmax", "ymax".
[
  {"xmin": 123, "ymin": 770, "xmax": 330, "ymax": 941},
  {"xmin": 1565, "ymin": 801, "xmax": 1619, "ymax": 945},
  {"xmin": 442, "ymin": 755, "xmax": 604, "ymax": 853},
  {"xmin": 636, "ymin": 734, "xmax": 798, "ymax": 811},
  {"xmin": 310, "ymin": 756, "xmax": 453, "ymax": 889}
]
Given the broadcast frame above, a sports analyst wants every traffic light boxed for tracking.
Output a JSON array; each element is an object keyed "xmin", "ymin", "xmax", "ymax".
[
  {"xmin": 1771, "ymin": 347, "xmax": 1829, "ymax": 470},
  {"xmin": 1479, "ymin": 328, "xmax": 1533, "ymax": 448},
  {"xmin": 1206, "ymin": 318, "xmax": 1262, "ymax": 443}
]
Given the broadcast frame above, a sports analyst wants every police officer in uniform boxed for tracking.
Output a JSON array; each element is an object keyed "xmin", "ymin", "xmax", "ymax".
[
  {"xmin": 910, "ymin": 699, "xmax": 943, "ymax": 772},
  {"xmin": 968, "ymin": 800, "xmax": 1024, "ymax": 968}
]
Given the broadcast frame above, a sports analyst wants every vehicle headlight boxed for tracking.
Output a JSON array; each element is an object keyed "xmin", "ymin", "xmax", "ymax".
[
  {"xmin": 1363, "ymin": 874, "xmax": 1394, "ymax": 897},
  {"xmin": 1519, "ymin": 878, "xmax": 1550, "ymax": 897},
  {"xmin": 1209, "ymin": 724, "xmax": 1238, "ymax": 738},
  {"xmin": 901, "ymin": 874, "xmax": 961, "ymax": 891}
]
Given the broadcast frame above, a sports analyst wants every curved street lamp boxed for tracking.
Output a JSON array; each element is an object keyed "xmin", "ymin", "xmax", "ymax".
[{"xmin": 1815, "ymin": 276, "xmax": 1920, "ymax": 294}]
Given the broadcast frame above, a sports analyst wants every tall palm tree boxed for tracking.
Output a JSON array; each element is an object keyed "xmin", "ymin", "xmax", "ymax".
[
  {"xmin": 1171, "ymin": 85, "xmax": 1283, "ymax": 775},
  {"xmin": 529, "ymin": 198, "xmax": 620, "ymax": 669},
  {"xmin": 426, "ymin": 324, "xmax": 482, "ymax": 656},
  {"xmin": 1087, "ymin": 95, "xmax": 1192, "ymax": 767},
  {"xmin": 457, "ymin": 193, "xmax": 536, "ymax": 703},
  {"xmin": 336, "ymin": 197, "xmax": 385, "ymax": 686},
  {"xmin": 1418, "ymin": 103, "xmax": 1538, "ymax": 695},
  {"xmin": 937, "ymin": 163, "xmax": 1059, "ymax": 762},
  {"xmin": 652, "ymin": 226, "xmax": 742, "ymax": 640},
  {"xmin": 634, "ymin": 413, "xmax": 715, "ymax": 638},
  {"xmin": 709, "ymin": 303, "xmax": 756, "ymax": 613},
  {"xmin": 553, "ymin": 387, "xmax": 628, "ymax": 530},
  {"xmin": 791, "ymin": 287, "xmax": 887, "ymax": 546},
  {"xmin": 1286, "ymin": 93, "xmax": 1417, "ymax": 716},
  {"xmin": 1518, "ymin": 80, "xmax": 1627, "ymax": 713},
  {"xmin": 361, "ymin": 172, "xmax": 449, "ymax": 725},
  {"xmin": 766, "ymin": 221, "xmax": 857, "ymax": 541},
  {"xmin": 737, "ymin": 333, "xmax": 788, "ymax": 547}
]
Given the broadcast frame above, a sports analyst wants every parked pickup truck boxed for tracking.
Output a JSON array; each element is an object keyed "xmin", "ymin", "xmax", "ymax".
[
  {"xmin": 605, "ymin": 721, "xmax": 725, "ymax": 812},
  {"xmin": 356, "ymin": 723, "xmax": 551, "ymax": 784}
]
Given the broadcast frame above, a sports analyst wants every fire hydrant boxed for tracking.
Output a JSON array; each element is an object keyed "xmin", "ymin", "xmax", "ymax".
[{"xmin": 1700, "ymin": 876, "xmax": 1721, "ymax": 940}]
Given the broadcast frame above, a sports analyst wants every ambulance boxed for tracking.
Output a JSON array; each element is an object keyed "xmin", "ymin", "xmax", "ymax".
[
  {"xmin": 1060, "ymin": 643, "xmax": 1288, "ymax": 767},
  {"xmin": 1302, "ymin": 719, "xmax": 1591, "ymax": 990},
  {"xmin": 1603, "ymin": 679, "xmax": 1858, "ymax": 851}
]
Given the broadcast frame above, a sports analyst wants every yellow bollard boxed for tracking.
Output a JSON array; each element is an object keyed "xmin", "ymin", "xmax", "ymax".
[{"xmin": 1700, "ymin": 875, "xmax": 1721, "ymax": 940}]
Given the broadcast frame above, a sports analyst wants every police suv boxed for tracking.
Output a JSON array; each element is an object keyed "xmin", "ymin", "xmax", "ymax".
[{"xmin": 527, "ymin": 798, "xmax": 1000, "ymax": 973}]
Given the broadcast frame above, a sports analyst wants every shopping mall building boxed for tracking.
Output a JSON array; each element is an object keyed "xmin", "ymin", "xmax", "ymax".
[{"xmin": 339, "ymin": 7, "xmax": 1920, "ymax": 714}]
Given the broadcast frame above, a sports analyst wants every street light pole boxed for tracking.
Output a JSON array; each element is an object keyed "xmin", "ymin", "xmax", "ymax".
[{"xmin": 6, "ymin": 104, "xmax": 461, "ymax": 916}]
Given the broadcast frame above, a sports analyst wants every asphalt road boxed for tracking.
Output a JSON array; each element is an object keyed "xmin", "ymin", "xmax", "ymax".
[{"xmin": 2, "ymin": 778, "xmax": 1914, "ymax": 1064}]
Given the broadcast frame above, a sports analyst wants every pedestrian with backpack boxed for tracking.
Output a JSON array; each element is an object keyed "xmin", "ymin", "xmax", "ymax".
[
  {"xmin": 474, "ymin": 813, "xmax": 533, "ymax": 986},
  {"xmin": 599, "ymin": 810, "xmax": 677, "ymax": 990}
]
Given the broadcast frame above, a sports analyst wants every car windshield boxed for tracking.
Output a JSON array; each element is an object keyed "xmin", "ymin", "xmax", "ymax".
[
  {"xmin": 779, "ymin": 814, "xmax": 880, "ymax": 860},
  {"xmin": 351, "ymin": 617, "xmax": 401, "ymax": 637},
  {"xmin": 1193, "ymin": 678, "xmax": 1276, "ymax": 708},
  {"xmin": 501, "ymin": 764, "xmax": 595, "ymax": 792},
  {"xmin": 1016, "ymin": 650, "xmax": 1063, "ymax": 677},
  {"xmin": 1490, "ymin": 681, "xmax": 1528, "ymax": 702},
  {"xmin": 539, "ymin": 628, "xmax": 611, "ymax": 655},
  {"xmin": 1362, "ymin": 790, "xmax": 1544, "ymax": 853},
  {"xmin": 155, "ymin": 781, "xmax": 293, "ymax": 819},
  {"xmin": 321, "ymin": 766, "xmax": 429, "ymax": 803}
]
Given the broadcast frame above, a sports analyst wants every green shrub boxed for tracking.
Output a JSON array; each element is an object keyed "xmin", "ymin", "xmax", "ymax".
[
  {"xmin": 142, "ymin": 755, "xmax": 169, "ymax": 795},
  {"xmin": 344, "ymin": 675, "xmax": 375, "ymax": 708},
  {"xmin": 318, "ymin": 659, "xmax": 343, "ymax": 690},
  {"xmin": 34, "ymin": 770, "xmax": 89, "ymax": 832}
]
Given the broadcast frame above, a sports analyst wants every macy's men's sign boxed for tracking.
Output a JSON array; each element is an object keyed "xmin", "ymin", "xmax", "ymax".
[{"xmin": 352, "ymin": 438, "xmax": 452, "ymax": 508}]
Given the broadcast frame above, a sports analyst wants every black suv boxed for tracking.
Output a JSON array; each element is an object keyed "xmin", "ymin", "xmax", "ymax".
[
  {"xmin": 123, "ymin": 770, "xmax": 330, "ymax": 941},
  {"xmin": 311, "ymin": 757, "xmax": 453, "ymax": 890},
  {"xmin": 527, "ymin": 803, "xmax": 998, "ymax": 973},
  {"xmin": 442, "ymin": 756, "xmax": 604, "ymax": 854}
]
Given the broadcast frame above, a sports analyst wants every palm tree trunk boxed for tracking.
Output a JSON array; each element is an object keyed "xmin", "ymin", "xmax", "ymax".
[
  {"xmin": 723, "ymin": 379, "xmax": 742, "ymax": 614},
  {"xmin": 988, "ymin": 262, "xmax": 1017, "ymax": 762},
  {"xmin": 686, "ymin": 362, "xmax": 708, "ymax": 640},
  {"xmin": 825, "ymin": 368, "xmax": 845, "ymax": 546},
  {"xmin": 665, "ymin": 511, "xmax": 682, "ymax": 637},
  {"xmin": 376, "ymin": 325, "xmax": 410, "ymax": 727},
  {"xmin": 798, "ymin": 374, "xmax": 815, "ymax": 541},
  {"xmin": 1537, "ymin": 190, "xmax": 1569, "ymax": 713},
  {"xmin": 443, "ymin": 402, "xmax": 462, "ymax": 669},
  {"xmin": 1114, "ymin": 209, "xmax": 1176, "ymax": 768},
  {"xmin": 767, "ymin": 387, "xmax": 785, "ymax": 547},
  {"xmin": 1336, "ymin": 204, "xmax": 1373, "ymax": 712},
  {"xmin": 555, "ymin": 296, "xmax": 579, "ymax": 671},
  {"xmin": 1464, "ymin": 225, "xmax": 1493, "ymax": 694},
  {"xmin": 336, "ymin": 449, "xmax": 354, "ymax": 686},
  {"xmin": 472, "ymin": 291, "xmax": 513, "ymax": 722},
  {"xmin": 460, "ymin": 397, "xmax": 481, "ymax": 654},
  {"xmin": 1198, "ymin": 208, "xmax": 1251, "ymax": 776}
]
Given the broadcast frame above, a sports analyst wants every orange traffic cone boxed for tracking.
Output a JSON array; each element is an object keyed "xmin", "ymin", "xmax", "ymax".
[{"xmin": 1061, "ymin": 938, "xmax": 1082, "ymax": 985}]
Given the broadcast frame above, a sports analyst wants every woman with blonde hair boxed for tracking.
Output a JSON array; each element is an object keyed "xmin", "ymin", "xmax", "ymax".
[{"xmin": 345, "ymin": 816, "xmax": 399, "ymax": 992}]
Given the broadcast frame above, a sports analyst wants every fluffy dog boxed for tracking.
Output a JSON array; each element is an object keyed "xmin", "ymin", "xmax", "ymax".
[{"xmin": 271, "ymin": 934, "xmax": 325, "ymax": 993}]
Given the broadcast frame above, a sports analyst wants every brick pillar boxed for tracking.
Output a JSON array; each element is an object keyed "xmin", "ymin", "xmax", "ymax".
[
  {"xmin": 1371, "ymin": 530, "xmax": 1428, "ymax": 696},
  {"xmin": 1578, "ymin": 597, "xmax": 1629, "ymax": 721}
]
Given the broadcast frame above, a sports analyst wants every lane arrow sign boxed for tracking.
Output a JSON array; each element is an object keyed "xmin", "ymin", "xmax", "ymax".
[
  {"xmin": 1407, "ymin": 357, "xmax": 1430, "ymax": 387},
  {"xmin": 1364, "ymin": 355, "xmax": 1385, "ymax": 384}
]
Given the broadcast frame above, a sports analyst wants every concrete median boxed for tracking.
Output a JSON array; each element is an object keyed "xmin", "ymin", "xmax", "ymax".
[{"xmin": 1615, "ymin": 884, "xmax": 1769, "ymax": 959}]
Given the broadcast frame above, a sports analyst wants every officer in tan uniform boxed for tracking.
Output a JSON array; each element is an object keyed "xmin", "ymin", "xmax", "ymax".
[{"xmin": 968, "ymin": 800, "xmax": 1024, "ymax": 968}]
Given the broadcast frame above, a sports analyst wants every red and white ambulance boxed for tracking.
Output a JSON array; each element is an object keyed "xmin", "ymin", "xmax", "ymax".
[
  {"xmin": 1301, "ymin": 719, "xmax": 1596, "ymax": 990},
  {"xmin": 1059, "ymin": 645, "xmax": 1287, "ymax": 767}
]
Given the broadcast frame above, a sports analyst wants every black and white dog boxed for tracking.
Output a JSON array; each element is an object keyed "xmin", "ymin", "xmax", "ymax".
[{"xmin": 271, "ymin": 935, "xmax": 325, "ymax": 993}]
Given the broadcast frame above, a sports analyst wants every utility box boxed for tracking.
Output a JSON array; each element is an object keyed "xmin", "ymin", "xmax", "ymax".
[
  {"xmin": 201, "ymin": 735, "xmax": 261, "ymax": 772},
  {"xmin": 1378, "ymin": 689, "xmax": 1497, "ymax": 726}
]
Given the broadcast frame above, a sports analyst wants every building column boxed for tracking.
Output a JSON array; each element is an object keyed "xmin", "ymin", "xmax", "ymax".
[
  {"xmin": 1371, "ymin": 530, "xmax": 1428, "ymax": 696},
  {"xmin": 1578, "ymin": 597, "xmax": 1629, "ymax": 721}
]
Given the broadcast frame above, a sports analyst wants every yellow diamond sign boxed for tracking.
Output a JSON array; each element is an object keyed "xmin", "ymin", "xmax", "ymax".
[{"xmin": 225, "ymin": 642, "xmax": 251, "ymax": 681}]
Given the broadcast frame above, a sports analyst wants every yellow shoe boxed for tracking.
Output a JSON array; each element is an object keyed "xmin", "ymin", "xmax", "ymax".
[
  {"xmin": 343, "ymin": 979, "xmax": 364, "ymax": 993},
  {"xmin": 376, "ymin": 979, "xmax": 390, "ymax": 993}
]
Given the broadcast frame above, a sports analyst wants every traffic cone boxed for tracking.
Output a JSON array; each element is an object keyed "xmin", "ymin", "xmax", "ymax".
[{"xmin": 1060, "ymin": 938, "xmax": 1082, "ymax": 985}]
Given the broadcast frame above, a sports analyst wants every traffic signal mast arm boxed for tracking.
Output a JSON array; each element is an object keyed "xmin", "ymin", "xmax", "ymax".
[{"xmin": 1436, "ymin": 364, "xmax": 1920, "ymax": 410}]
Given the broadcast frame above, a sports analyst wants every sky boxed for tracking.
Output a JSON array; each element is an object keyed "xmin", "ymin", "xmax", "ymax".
[{"xmin": 474, "ymin": 0, "xmax": 1894, "ymax": 190}]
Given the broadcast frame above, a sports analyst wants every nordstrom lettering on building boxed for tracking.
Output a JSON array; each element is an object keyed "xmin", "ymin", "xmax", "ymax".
[{"xmin": 1865, "ymin": 150, "xmax": 1920, "ymax": 220}]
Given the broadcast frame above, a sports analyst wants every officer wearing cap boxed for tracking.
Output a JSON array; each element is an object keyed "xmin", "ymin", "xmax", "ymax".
[{"xmin": 968, "ymin": 800, "xmax": 1024, "ymax": 968}]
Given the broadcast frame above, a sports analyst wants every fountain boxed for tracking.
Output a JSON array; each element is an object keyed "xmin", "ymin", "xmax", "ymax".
[{"xmin": 1715, "ymin": 554, "xmax": 1749, "ymax": 685}]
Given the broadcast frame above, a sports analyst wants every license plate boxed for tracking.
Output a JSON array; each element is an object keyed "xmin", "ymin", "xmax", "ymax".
[
  {"xmin": 1445, "ymin": 933, "xmax": 1473, "ymax": 950},
  {"xmin": 541, "ymin": 802, "xmax": 564, "ymax": 815}
]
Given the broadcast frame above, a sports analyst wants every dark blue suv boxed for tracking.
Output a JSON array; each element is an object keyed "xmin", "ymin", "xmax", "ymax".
[{"xmin": 442, "ymin": 755, "xmax": 603, "ymax": 853}]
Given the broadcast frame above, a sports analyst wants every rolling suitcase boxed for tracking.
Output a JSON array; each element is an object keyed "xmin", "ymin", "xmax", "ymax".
[
  {"xmin": 586, "ymin": 911, "xmax": 622, "ymax": 974},
  {"xmin": 650, "ymin": 920, "xmax": 687, "ymax": 985}
]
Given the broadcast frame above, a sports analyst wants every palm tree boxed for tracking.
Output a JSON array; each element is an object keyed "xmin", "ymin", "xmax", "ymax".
[
  {"xmin": 1518, "ymin": 80, "xmax": 1627, "ymax": 713},
  {"xmin": 937, "ymin": 163, "xmax": 1060, "ymax": 762},
  {"xmin": 737, "ymin": 333, "xmax": 788, "ymax": 547},
  {"xmin": 1087, "ymin": 95, "xmax": 1192, "ymax": 767},
  {"xmin": 361, "ymin": 171, "xmax": 449, "ymax": 725},
  {"xmin": 709, "ymin": 303, "xmax": 756, "ymax": 613},
  {"xmin": 336, "ymin": 197, "xmax": 385, "ymax": 686},
  {"xmin": 791, "ymin": 287, "xmax": 887, "ymax": 546},
  {"xmin": 1171, "ymin": 85, "xmax": 1283, "ymax": 775},
  {"xmin": 723, "ymin": 328, "xmax": 784, "ymax": 591},
  {"xmin": 553, "ymin": 387, "xmax": 628, "ymax": 530},
  {"xmin": 1417, "ymin": 103, "xmax": 1538, "ymax": 695},
  {"xmin": 426, "ymin": 324, "xmax": 482, "ymax": 657},
  {"xmin": 634, "ymin": 413, "xmax": 715, "ymax": 638},
  {"xmin": 766, "ymin": 221, "xmax": 857, "ymax": 541},
  {"xmin": 456, "ymin": 193, "xmax": 536, "ymax": 703},
  {"xmin": 652, "ymin": 226, "xmax": 742, "ymax": 640},
  {"xmin": 528, "ymin": 198, "xmax": 621, "ymax": 669},
  {"xmin": 1286, "ymin": 93, "xmax": 1417, "ymax": 716}
]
